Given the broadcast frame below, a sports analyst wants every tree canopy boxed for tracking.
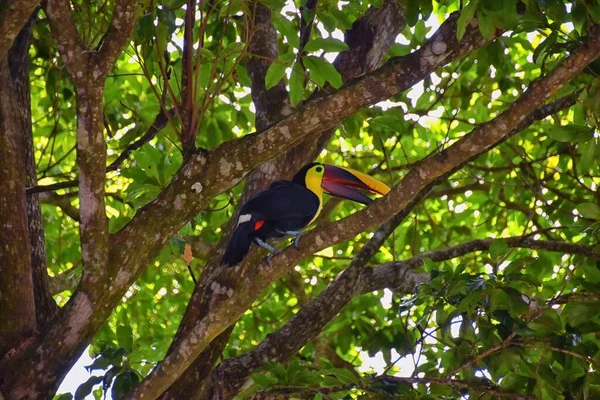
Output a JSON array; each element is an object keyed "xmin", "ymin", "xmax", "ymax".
[{"xmin": 0, "ymin": 0, "xmax": 600, "ymax": 399}]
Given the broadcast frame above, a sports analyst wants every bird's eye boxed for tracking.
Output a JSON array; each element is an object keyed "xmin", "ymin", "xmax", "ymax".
[{"xmin": 316, "ymin": 167, "xmax": 323, "ymax": 173}]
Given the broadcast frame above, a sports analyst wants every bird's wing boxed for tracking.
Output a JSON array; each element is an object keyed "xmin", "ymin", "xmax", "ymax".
[{"xmin": 241, "ymin": 181, "xmax": 320, "ymax": 221}]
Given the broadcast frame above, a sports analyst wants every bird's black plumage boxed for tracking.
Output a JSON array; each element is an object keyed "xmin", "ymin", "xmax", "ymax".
[{"xmin": 221, "ymin": 165, "xmax": 322, "ymax": 266}]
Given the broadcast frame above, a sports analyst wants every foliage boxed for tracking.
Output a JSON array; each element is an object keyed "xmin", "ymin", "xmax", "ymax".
[{"xmin": 1, "ymin": 0, "xmax": 600, "ymax": 399}]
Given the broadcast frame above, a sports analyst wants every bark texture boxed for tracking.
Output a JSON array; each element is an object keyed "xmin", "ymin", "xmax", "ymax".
[
  {"xmin": 0, "ymin": 57, "xmax": 36, "ymax": 360},
  {"xmin": 0, "ymin": 0, "xmax": 39, "ymax": 62},
  {"xmin": 10, "ymin": 15, "xmax": 58, "ymax": 330}
]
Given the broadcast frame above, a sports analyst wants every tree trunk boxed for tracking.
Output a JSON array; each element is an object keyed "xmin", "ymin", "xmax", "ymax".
[
  {"xmin": 0, "ymin": 55, "xmax": 36, "ymax": 358},
  {"xmin": 9, "ymin": 14, "xmax": 58, "ymax": 330}
]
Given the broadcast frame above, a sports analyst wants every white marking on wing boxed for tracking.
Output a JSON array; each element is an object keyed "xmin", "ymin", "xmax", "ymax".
[{"xmin": 238, "ymin": 214, "xmax": 252, "ymax": 226}]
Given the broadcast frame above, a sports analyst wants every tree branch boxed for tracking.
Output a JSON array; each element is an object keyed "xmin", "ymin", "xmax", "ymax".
[
  {"xmin": 44, "ymin": 0, "xmax": 86, "ymax": 72},
  {"xmin": 38, "ymin": 192, "xmax": 80, "ymax": 221},
  {"xmin": 211, "ymin": 88, "xmax": 584, "ymax": 397},
  {"xmin": 0, "ymin": 57, "xmax": 36, "ymax": 359},
  {"xmin": 124, "ymin": 23, "xmax": 600, "ymax": 398},
  {"xmin": 107, "ymin": 108, "xmax": 176, "ymax": 173},
  {"xmin": 162, "ymin": 2, "xmax": 407, "ymax": 397},
  {"xmin": 374, "ymin": 375, "xmax": 536, "ymax": 399},
  {"xmin": 0, "ymin": 0, "xmax": 39, "ymax": 62},
  {"xmin": 94, "ymin": 0, "xmax": 139, "ymax": 76},
  {"xmin": 9, "ymin": 15, "xmax": 59, "ymax": 329}
]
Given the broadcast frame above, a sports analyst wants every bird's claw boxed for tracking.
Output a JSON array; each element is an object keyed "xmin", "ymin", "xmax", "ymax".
[
  {"xmin": 264, "ymin": 250, "xmax": 279, "ymax": 266},
  {"xmin": 293, "ymin": 234, "xmax": 302, "ymax": 250}
]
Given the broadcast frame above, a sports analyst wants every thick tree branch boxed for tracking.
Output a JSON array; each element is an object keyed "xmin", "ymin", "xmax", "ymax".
[
  {"xmin": 162, "ymin": 2, "xmax": 407, "ymax": 397},
  {"xmin": 44, "ymin": 0, "xmax": 86, "ymax": 71},
  {"xmin": 0, "ymin": 0, "xmax": 39, "ymax": 62},
  {"xmin": 214, "ymin": 184, "xmax": 430, "ymax": 397},
  {"xmin": 124, "ymin": 23, "xmax": 600, "ymax": 398},
  {"xmin": 8, "ymin": 15, "xmax": 58, "ymax": 329},
  {"xmin": 0, "ymin": 1, "xmax": 138, "ymax": 398},
  {"xmin": 94, "ymin": 0, "xmax": 138, "ymax": 76},
  {"xmin": 0, "ymin": 58, "xmax": 36, "ymax": 359}
]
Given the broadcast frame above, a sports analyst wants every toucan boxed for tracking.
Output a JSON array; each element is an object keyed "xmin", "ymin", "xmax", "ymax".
[{"xmin": 221, "ymin": 163, "xmax": 390, "ymax": 266}]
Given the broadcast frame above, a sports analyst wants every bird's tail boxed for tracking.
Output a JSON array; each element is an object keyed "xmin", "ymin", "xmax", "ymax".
[{"xmin": 221, "ymin": 222, "xmax": 255, "ymax": 266}]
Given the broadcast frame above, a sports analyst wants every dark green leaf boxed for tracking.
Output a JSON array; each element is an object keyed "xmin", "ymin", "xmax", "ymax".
[
  {"xmin": 477, "ymin": 10, "xmax": 496, "ymax": 39},
  {"xmin": 289, "ymin": 64, "xmax": 305, "ymax": 106},
  {"xmin": 116, "ymin": 325, "xmax": 133, "ymax": 353},
  {"xmin": 563, "ymin": 303, "xmax": 600, "ymax": 327},
  {"xmin": 111, "ymin": 371, "xmax": 140, "ymax": 399},
  {"xmin": 303, "ymin": 38, "xmax": 349, "ymax": 53},
  {"xmin": 578, "ymin": 139, "xmax": 597, "ymax": 175},
  {"xmin": 533, "ymin": 31, "xmax": 557, "ymax": 64},
  {"xmin": 265, "ymin": 53, "xmax": 294, "ymax": 90},
  {"xmin": 490, "ymin": 239, "xmax": 509, "ymax": 260},
  {"xmin": 577, "ymin": 203, "xmax": 600, "ymax": 221},
  {"xmin": 303, "ymin": 56, "xmax": 343, "ymax": 88},
  {"xmin": 457, "ymin": 0, "xmax": 479, "ymax": 41},
  {"xmin": 75, "ymin": 376, "xmax": 103, "ymax": 400}
]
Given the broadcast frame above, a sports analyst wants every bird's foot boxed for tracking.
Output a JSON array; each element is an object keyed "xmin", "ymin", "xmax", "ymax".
[
  {"xmin": 292, "ymin": 233, "xmax": 303, "ymax": 249},
  {"xmin": 264, "ymin": 249, "xmax": 279, "ymax": 266},
  {"xmin": 275, "ymin": 229, "xmax": 304, "ymax": 249}
]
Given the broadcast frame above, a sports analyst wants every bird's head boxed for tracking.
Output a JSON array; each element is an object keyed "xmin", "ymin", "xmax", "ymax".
[{"xmin": 293, "ymin": 163, "xmax": 390, "ymax": 205}]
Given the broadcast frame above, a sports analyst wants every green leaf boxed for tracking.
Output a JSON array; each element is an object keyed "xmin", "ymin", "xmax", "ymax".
[
  {"xmin": 197, "ymin": 63, "xmax": 212, "ymax": 90},
  {"xmin": 111, "ymin": 371, "xmax": 140, "ymax": 399},
  {"xmin": 265, "ymin": 53, "xmax": 294, "ymax": 90},
  {"xmin": 477, "ymin": 10, "xmax": 496, "ymax": 39},
  {"xmin": 325, "ymin": 367, "xmax": 360, "ymax": 385},
  {"xmin": 490, "ymin": 239, "xmax": 509, "ymax": 260},
  {"xmin": 457, "ymin": 0, "xmax": 479, "ymax": 41},
  {"xmin": 75, "ymin": 376, "xmax": 103, "ymax": 400},
  {"xmin": 289, "ymin": 64, "xmax": 305, "ymax": 106},
  {"xmin": 137, "ymin": 13, "xmax": 155, "ymax": 42},
  {"xmin": 303, "ymin": 56, "xmax": 343, "ymax": 88},
  {"xmin": 528, "ymin": 308, "xmax": 563, "ymax": 333},
  {"xmin": 302, "ymin": 56, "xmax": 326, "ymax": 87},
  {"xmin": 250, "ymin": 373, "xmax": 278, "ymax": 389},
  {"xmin": 577, "ymin": 202, "xmax": 600, "ymax": 221},
  {"xmin": 258, "ymin": 0, "xmax": 285, "ymax": 10},
  {"xmin": 303, "ymin": 37, "xmax": 349, "ymax": 53},
  {"xmin": 533, "ymin": 31, "xmax": 557, "ymax": 64},
  {"xmin": 414, "ymin": 20, "xmax": 427, "ymax": 43},
  {"xmin": 273, "ymin": 16, "xmax": 299, "ymax": 48},
  {"xmin": 578, "ymin": 139, "xmax": 597, "ymax": 175},
  {"xmin": 116, "ymin": 325, "xmax": 133, "ymax": 353},
  {"xmin": 547, "ymin": 124, "xmax": 594, "ymax": 142},
  {"xmin": 563, "ymin": 303, "xmax": 600, "ymax": 327}
]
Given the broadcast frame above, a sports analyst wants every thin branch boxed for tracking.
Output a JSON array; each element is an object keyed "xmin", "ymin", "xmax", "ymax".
[
  {"xmin": 38, "ymin": 192, "xmax": 80, "ymax": 221},
  {"xmin": 375, "ymin": 375, "xmax": 536, "ymax": 400},
  {"xmin": 361, "ymin": 236, "xmax": 600, "ymax": 294},
  {"xmin": 107, "ymin": 108, "xmax": 177, "ymax": 172},
  {"xmin": 515, "ymin": 342, "xmax": 600, "ymax": 368}
]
